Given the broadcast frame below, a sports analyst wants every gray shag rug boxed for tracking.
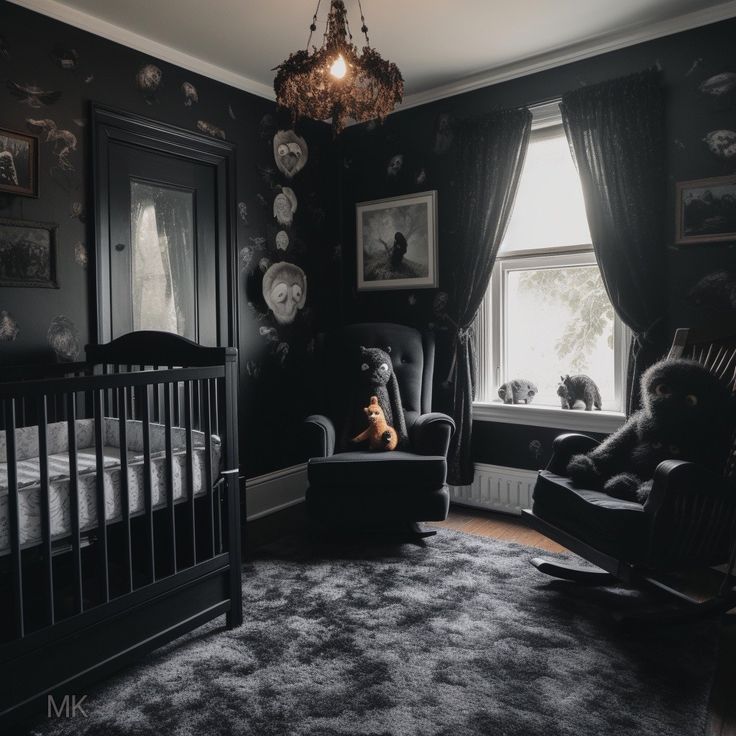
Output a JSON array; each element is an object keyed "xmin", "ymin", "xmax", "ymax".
[{"xmin": 30, "ymin": 529, "xmax": 718, "ymax": 736}]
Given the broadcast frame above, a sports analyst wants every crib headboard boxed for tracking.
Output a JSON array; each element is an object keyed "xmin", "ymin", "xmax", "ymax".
[{"xmin": 86, "ymin": 330, "xmax": 237, "ymax": 368}]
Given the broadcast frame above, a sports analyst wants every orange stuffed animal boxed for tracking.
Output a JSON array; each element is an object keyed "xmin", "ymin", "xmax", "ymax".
[{"xmin": 351, "ymin": 396, "xmax": 398, "ymax": 451}]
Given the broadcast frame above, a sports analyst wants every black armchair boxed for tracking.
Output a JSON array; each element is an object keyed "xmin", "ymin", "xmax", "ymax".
[
  {"xmin": 524, "ymin": 326, "xmax": 736, "ymax": 622},
  {"xmin": 304, "ymin": 323, "xmax": 455, "ymax": 534}
]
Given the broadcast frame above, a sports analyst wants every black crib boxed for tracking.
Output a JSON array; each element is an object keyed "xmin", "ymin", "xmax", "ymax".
[{"xmin": 0, "ymin": 331, "xmax": 242, "ymax": 727}]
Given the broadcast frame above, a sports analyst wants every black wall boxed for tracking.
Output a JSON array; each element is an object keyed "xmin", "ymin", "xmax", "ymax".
[
  {"xmin": 0, "ymin": 3, "xmax": 340, "ymax": 477},
  {"xmin": 338, "ymin": 18, "xmax": 736, "ymax": 470}
]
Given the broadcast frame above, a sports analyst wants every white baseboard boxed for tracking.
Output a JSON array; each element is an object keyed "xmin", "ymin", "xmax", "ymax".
[
  {"xmin": 450, "ymin": 463, "xmax": 538, "ymax": 516},
  {"xmin": 245, "ymin": 463, "xmax": 307, "ymax": 521}
]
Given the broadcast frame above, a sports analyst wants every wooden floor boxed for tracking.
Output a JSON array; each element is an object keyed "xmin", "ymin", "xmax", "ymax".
[
  {"xmin": 430, "ymin": 508, "xmax": 566, "ymax": 553},
  {"xmin": 432, "ymin": 507, "xmax": 736, "ymax": 736}
]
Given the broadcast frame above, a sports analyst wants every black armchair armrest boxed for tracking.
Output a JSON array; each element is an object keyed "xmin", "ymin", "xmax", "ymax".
[
  {"xmin": 643, "ymin": 459, "xmax": 736, "ymax": 568},
  {"xmin": 410, "ymin": 412, "xmax": 455, "ymax": 456},
  {"xmin": 547, "ymin": 433, "xmax": 600, "ymax": 475},
  {"xmin": 304, "ymin": 415, "xmax": 336, "ymax": 459}
]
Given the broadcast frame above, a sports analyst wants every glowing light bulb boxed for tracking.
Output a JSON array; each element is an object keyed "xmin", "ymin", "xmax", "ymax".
[{"xmin": 330, "ymin": 54, "xmax": 347, "ymax": 79}]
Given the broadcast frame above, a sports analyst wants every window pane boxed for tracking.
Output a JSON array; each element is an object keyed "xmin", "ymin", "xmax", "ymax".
[
  {"xmin": 131, "ymin": 181, "xmax": 196, "ymax": 339},
  {"xmin": 500, "ymin": 126, "xmax": 591, "ymax": 254},
  {"xmin": 505, "ymin": 265, "xmax": 615, "ymax": 408}
]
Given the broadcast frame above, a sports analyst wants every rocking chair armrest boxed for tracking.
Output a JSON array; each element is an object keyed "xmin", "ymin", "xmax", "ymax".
[
  {"xmin": 643, "ymin": 459, "xmax": 736, "ymax": 568},
  {"xmin": 410, "ymin": 413, "xmax": 456, "ymax": 457},
  {"xmin": 644, "ymin": 460, "xmax": 733, "ymax": 513},
  {"xmin": 547, "ymin": 433, "xmax": 600, "ymax": 475},
  {"xmin": 303, "ymin": 414, "xmax": 336, "ymax": 459}
]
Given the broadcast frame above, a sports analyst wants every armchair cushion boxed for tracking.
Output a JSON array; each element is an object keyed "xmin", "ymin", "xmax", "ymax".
[
  {"xmin": 410, "ymin": 413, "xmax": 455, "ymax": 456},
  {"xmin": 308, "ymin": 451, "xmax": 447, "ymax": 490},
  {"xmin": 533, "ymin": 470, "xmax": 648, "ymax": 563}
]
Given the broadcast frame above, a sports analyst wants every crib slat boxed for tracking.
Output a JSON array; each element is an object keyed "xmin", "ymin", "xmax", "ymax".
[
  {"xmin": 117, "ymin": 387, "xmax": 132, "ymax": 593},
  {"xmin": 153, "ymin": 366, "xmax": 161, "ymax": 423},
  {"xmin": 164, "ymin": 382, "xmax": 177, "ymax": 574},
  {"xmin": 37, "ymin": 395, "xmax": 54, "ymax": 626},
  {"xmin": 5, "ymin": 399, "xmax": 24, "ymax": 638},
  {"xmin": 212, "ymin": 378, "xmax": 223, "ymax": 554},
  {"xmin": 184, "ymin": 380, "xmax": 196, "ymax": 565},
  {"xmin": 192, "ymin": 379, "xmax": 200, "ymax": 430},
  {"xmin": 93, "ymin": 390, "xmax": 109, "ymax": 603},
  {"xmin": 202, "ymin": 379, "xmax": 215, "ymax": 558},
  {"xmin": 141, "ymin": 385, "xmax": 155, "ymax": 583},
  {"xmin": 171, "ymin": 371, "xmax": 180, "ymax": 426},
  {"xmin": 66, "ymin": 394, "xmax": 83, "ymax": 614},
  {"xmin": 126, "ymin": 365, "xmax": 134, "ymax": 421},
  {"xmin": 101, "ymin": 363, "xmax": 110, "ymax": 417},
  {"xmin": 211, "ymin": 379, "xmax": 220, "ymax": 439},
  {"xmin": 111, "ymin": 364, "xmax": 119, "ymax": 417}
]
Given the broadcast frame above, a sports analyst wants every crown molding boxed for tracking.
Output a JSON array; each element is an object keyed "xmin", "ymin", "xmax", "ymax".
[
  {"xmin": 398, "ymin": 0, "xmax": 736, "ymax": 111},
  {"xmin": 7, "ymin": 0, "xmax": 276, "ymax": 101}
]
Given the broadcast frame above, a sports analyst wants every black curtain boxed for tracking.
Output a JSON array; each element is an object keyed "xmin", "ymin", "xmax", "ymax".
[
  {"xmin": 561, "ymin": 69, "xmax": 668, "ymax": 415},
  {"xmin": 444, "ymin": 108, "xmax": 532, "ymax": 485}
]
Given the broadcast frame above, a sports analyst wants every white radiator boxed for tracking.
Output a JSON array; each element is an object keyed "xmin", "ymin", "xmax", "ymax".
[{"xmin": 450, "ymin": 463, "xmax": 538, "ymax": 516}]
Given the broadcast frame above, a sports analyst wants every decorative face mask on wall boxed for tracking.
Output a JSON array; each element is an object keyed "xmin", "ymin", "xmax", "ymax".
[
  {"xmin": 262, "ymin": 262, "xmax": 307, "ymax": 325},
  {"xmin": 273, "ymin": 187, "xmax": 297, "ymax": 227},
  {"xmin": 273, "ymin": 130, "xmax": 308, "ymax": 178},
  {"xmin": 275, "ymin": 230, "xmax": 289, "ymax": 251}
]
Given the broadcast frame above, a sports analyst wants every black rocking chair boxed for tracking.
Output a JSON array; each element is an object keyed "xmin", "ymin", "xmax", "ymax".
[{"xmin": 523, "ymin": 326, "xmax": 736, "ymax": 623}]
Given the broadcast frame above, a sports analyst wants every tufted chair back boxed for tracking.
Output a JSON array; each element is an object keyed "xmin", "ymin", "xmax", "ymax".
[{"xmin": 320, "ymin": 323, "xmax": 435, "ymax": 442}]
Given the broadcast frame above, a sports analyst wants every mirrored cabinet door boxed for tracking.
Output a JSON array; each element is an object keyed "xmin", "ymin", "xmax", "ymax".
[{"xmin": 93, "ymin": 106, "xmax": 236, "ymax": 349}]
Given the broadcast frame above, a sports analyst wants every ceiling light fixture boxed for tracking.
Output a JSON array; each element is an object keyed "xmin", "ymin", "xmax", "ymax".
[{"xmin": 274, "ymin": 0, "xmax": 404, "ymax": 135}]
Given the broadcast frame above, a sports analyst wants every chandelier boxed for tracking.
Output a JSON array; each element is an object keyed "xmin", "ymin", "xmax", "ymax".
[{"xmin": 274, "ymin": 0, "xmax": 404, "ymax": 135}]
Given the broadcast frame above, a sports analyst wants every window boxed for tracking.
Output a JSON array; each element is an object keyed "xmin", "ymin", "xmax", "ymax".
[{"xmin": 474, "ymin": 102, "xmax": 628, "ymax": 428}]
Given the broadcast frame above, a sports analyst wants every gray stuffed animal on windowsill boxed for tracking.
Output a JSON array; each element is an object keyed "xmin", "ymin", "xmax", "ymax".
[
  {"xmin": 498, "ymin": 379, "xmax": 538, "ymax": 404},
  {"xmin": 557, "ymin": 374, "xmax": 602, "ymax": 411}
]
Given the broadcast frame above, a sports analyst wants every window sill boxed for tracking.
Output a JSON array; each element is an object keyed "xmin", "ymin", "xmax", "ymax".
[{"xmin": 473, "ymin": 401, "xmax": 625, "ymax": 434}]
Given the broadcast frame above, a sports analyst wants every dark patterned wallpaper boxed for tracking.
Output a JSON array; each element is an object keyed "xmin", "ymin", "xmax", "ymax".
[
  {"xmin": 1, "ymin": 4, "xmax": 734, "ymax": 477},
  {"xmin": 0, "ymin": 3, "xmax": 340, "ymax": 477},
  {"xmin": 337, "ymin": 18, "xmax": 736, "ymax": 469}
]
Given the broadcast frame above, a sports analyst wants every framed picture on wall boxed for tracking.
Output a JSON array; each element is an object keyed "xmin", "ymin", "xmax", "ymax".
[
  {"xmin": 0, "ymin": 218, "xmax": 59, "ymax": 288},
  {"xmin": 675, "ymin": 175, "xmax": 736, "ymax": 244},
  {"xmin": 356, "ymin": 190, "xmax": 438, "ymax": 291},
  {"xmin": 0, "ymin": 127, "xmax": 39, "ymax": 197}
]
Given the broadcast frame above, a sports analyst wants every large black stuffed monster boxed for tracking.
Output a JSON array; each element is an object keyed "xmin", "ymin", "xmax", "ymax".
[
  {"xmin": 567, "ymin": 358, "xmax": 734, "ymax": 503},
  {"xmin": 341, "ymin": 346, "xmax": 409, "ymax": 451}
]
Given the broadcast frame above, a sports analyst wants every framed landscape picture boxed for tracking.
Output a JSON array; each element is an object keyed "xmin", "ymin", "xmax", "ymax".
[
  {"xmin": 675, "ymin": 175, "xmax": 736, "ymax": 244},
  {"xmin": 356, "ymin": 190, "xmax": 438, "ymax": 291},
  {"xmin": 0, "ymin": 127, "xmax": 39, "ymax": 197},
  {"xmin": 0, "ymin": 218, "xmax": 59, "ymax": 288}
]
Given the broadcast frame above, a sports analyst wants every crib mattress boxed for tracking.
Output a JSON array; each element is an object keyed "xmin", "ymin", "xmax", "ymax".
[{"xmin": 0, "ymin": 419, "xmax": 221, "ymax": 554}]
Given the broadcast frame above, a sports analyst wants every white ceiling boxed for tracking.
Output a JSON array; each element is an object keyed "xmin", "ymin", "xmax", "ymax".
[{"xmin": 12, "ymin": 0, "xmax": 736, "ymax": 107}]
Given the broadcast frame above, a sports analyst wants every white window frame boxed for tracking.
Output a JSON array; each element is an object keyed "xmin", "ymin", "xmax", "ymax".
[{"xmin": 473, "ymin": 102, "xmax": 628, "ymax": 434}]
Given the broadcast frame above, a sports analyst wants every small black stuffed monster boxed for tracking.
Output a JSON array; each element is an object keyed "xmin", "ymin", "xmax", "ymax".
[
  {"xmin": 566, "ymin": 358, "xmax": 734, "ymax": 503},
  {"xmin": 342, "ymin": 346, "xmax": 408, "ymax": 450}
]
